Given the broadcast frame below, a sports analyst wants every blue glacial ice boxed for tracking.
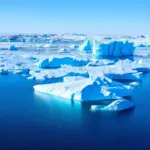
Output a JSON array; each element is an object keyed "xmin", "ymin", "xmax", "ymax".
[
  {"xmin": 91, "ymin": 99, "xmax": 135, "ymax": 111},
  {"xmin": 92, "ymin": 40, "xmax": 135, "ymax": 57},
  {"xmin": 9, "ymin": 45, "xmax": 18, "ymax": 51}
]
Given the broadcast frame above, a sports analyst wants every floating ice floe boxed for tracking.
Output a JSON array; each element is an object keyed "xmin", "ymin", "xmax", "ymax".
[
  {"xmin": 37, "ymin": 57, "xmax": 90, "ymax": 68},
  {"xmin": 91, "ymin": 99, "xmax": 135, "ymax": 112},
  {"xmin": 34, "ymin": 77, "xmax": 133, "ymax": 102}
]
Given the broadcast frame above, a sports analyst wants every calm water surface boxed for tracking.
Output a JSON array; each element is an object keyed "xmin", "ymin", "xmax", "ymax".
[{"xmin": 0, "ymin": 74, "xmax": 150, "ymax": 150}]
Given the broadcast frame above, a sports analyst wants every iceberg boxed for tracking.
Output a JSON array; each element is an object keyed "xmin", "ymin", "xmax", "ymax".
[
  {"xmin": 92, "ymin": 40, "xmax": 135, "ymax": 57},
  {"xmin": 91, "ymin": 99, "xmax": 135, "ymax": 111},
  {"xmin": 34, "ymin": 77, "xmax": 120, "ymax": 102}
]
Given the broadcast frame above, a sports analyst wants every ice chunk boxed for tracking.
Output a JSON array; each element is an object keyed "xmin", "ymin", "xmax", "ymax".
[
  {"xmin": 91, "ymin": 99, "xmax": 135, "ymax": 111},
  {"xmin": 34, "ymin": 78, "xmax": 120, "ymax": 102},
  {"xmin": 9, "ymin": 45, "xmax": 18, "ymax": 51}
]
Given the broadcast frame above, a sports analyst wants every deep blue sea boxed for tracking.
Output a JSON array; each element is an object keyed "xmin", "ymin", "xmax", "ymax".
[{"xmin": 0, "ymin": 74, "xmax": 150, "ymax": 150}]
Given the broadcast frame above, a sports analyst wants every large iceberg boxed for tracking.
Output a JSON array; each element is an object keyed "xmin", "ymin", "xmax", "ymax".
[
  {"xmin": 92, "ymin": 40, "xmax": 135, "ymax": 57},
  {"xmin": 34, "ymin": 77, "xmax": 133, "ymax": 102},
  {"xmin": 91, "ymin": 99, "xmax": 135, "ymax": 111},
  {"xmin": 34, "ymin": 77, "xmax": 120, "ymax": 102}
]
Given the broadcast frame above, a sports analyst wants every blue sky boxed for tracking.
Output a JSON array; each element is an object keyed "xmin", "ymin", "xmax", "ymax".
[{"xmin": 0, "ymin": 0, "xmax": 149, "ymax": 35}]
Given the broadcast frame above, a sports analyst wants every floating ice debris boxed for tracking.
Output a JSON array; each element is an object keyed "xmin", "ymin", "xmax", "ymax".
[
  {"xmin": 91, "ymin": 99, "xmax": 135, "ymax": 111},
  {"xmin": 34, "ymin": 77, "xmax": 120, "ymax": 102},
  {"xmin": 9, "ymin": 45, "xmax": 18, "ymax": 51}
]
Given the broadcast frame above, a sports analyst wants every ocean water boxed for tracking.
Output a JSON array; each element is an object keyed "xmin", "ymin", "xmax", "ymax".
[{"xmin": 0, "ymin": 74, "xmax": 150, "ymax": 150}]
